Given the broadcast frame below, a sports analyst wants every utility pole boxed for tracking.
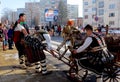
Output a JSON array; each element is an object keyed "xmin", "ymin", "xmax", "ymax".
[
  {"xmin": 117, "ymin": 0, "xmax": 120, "ymax": 28},
  {"xmin": 95, "ymin": 0, "xmax": 98, "ymax": 27}
]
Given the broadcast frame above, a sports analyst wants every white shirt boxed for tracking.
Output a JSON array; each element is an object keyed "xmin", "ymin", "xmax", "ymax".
[
  {"xmin": 14, "ymin": 24, "xmax": 25, "ymax": 31},
  {"xmin": 76, "ymin": 37, "xmax": 93, "ymax": 53},
  {"xmin": 43, "ymin": 34, "xmax": 53, "ymax": 50}
]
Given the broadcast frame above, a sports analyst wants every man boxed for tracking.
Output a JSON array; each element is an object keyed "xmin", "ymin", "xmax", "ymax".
[
  {"xmin": 72, "ymin": 24, "xmax": 114, "ymax": 82},
  {"xmin": 105, "ymin": 25, "xmax": 109, "ymax": 35},
  {"xmin": 57, "ymin": 20, "xmax": 78, "ymax": 51},
  {"xmin": 7, "ymin": 23, "xmax": 14, "ymax": 49},
  {"xmin": 13, "ymin": 13, "xmax": 29, "ymax": 68},
  {"xmin": 73, "ymin": 24, "xmax": 104, "ymax": 54}
]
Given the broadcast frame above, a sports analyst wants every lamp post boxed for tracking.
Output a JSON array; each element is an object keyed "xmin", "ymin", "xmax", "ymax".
[{"xmin": 95, "ymin": 0, "xmax": 98, "ymax": 27}]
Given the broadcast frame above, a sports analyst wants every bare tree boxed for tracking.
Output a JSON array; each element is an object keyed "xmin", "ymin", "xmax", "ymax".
[
  {"xmin": 58, "ymin": 0, "xmax": 68, "ymax": 25},
  {"xmin": 1, "ymin": 8, "xmax": 13, "ymax": 23},
  {"xmin": 34, "ymin": 13, "xmax": 40, "ymax": 26}
]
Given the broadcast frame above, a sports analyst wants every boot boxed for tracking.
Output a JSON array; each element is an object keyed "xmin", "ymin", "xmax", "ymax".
[
  {"xmin": 35, "ymin": 62, "xmax": 41, "ymax": 73},
  {"xmin": 40, "ymin": 59, "xmax": 52, "ymax": 75}
]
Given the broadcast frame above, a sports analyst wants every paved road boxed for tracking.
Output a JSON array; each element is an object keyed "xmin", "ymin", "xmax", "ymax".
[
  {"xmin": 1, "ymin": 36, "xmax": 120, "ymax": 82},
  {"xmin": 0, "ymin": 36, "xmax": 72, "ymax": 82}
]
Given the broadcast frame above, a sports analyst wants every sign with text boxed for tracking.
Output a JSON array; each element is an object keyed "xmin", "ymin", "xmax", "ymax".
[{"xmin": 45, "ymin": 9, "xmax": 58, "ymax": 22}]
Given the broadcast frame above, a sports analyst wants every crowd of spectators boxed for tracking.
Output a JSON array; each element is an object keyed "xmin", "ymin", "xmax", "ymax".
[{"xmin": 0, "ymin": 22, "xmax": 14, "ymax": 51}]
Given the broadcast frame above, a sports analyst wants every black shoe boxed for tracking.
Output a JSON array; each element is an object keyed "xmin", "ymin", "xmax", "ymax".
[
  {"xmin": 42, "ymin": 71, "xmax": 52, "ymax": 75},
  {"xmin": 25, "ymin": 62, "xmax": 33, "ymax": 67},
  {"xmin": 19, "ymin": 64, "xmax": 27, "ymax": 69},
  {"xmin": 20, "ymin": 60, "xmax": 24, "ymax": 64}
]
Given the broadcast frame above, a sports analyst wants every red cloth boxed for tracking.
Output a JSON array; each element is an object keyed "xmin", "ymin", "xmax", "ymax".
[{"xmin": 13, "ymin": 31, "xmax": 21, "ymax": 43}]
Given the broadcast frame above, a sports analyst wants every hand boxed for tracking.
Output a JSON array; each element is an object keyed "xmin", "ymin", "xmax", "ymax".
[
  {"xmin": 50, "ymin": 50, "xmax": 56, "ymax": 57},
  {"xmin": 20, "ymin": 39, "xmax": 25, "ymax": 45},
  {"xmin": 72, "ymin": 50, "xmax": 77, "ymax": 54}
]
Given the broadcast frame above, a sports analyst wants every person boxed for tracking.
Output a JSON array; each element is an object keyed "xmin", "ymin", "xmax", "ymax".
[
  {"xmin": 57, "ymin": 20, "xmax": 78, "ymax": 51},
  {"xmin": 98, "ymin": 24, "xmax": 102, "ymax": 33},
  {"xmin": 3, "ymin": 25, "xmax": 8, "ymax": 51},
  {"xmin": 7, "ymin": 23, "xmax": 14, "ymax": 49},
  {"xmin": 13, "ymin": 13, "xmax": 29, "ymax": 69},
  {"xmin": 45, "ymin": 25, "xmax": 49, "ymax": 31},
  {"xmin": 51, "ymin": 25, "xmax": 55, "ymax": 36},
  {"xmin": 0, "ymin": 23, "xmax": 4, "ymax": 48},
  {"xmin": 24, "ymin": 27, "xmax": 53, "ymax": 75},
  {"xmin": 35, "ymin": 28, "xmax": 53, "ymax": 75},
  {"xmin": 72, "ymin": 24, "xmax": 104, "ymax": 54},
  {"xmin": 72, "ymin": 24, "xmax": 114, "ymax": 81},
  {"xmin": 57, "ymin": 25, "xmax": 61, "ymax": 36},
  {"xmin": 54, "ymin": 25, "xmax": 58, "ymax": 36},
  {"xmin": 105, "ymin": 25, "xmax": 109, "ymax": 35},
  {"xmin": 72, "ymin": 24, "xmax": 114, "ymax": 82}
]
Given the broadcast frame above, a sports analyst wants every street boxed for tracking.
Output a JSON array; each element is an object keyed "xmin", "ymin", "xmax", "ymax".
[
  {"xmin": 0, "ymin": 36, "xmax": 71, "ymax": 82},
  {"xmin": 0, "ymin": 36, "xmax": 120, "ymax": 82}
]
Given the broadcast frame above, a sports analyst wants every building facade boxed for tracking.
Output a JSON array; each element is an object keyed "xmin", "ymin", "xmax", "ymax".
[
  {"xmin": 25, "ymin": 2, "xmax": 40, "ymax": 27},
  {"xmin": 67, "ymin": 4, "xmax": 78, "ymax": 19},
  {"xmin": 77, "ymin": 17, "xmax": 83, "ymax": 27},
  {"xmin": 83, "ymin": 0, "xmax": 120, "ymax": 28},
  {"xmin": 17, "ymin": 8, "xmax": 26, "ymax": 19},
  {"xmin": 39, "ymin": 0, "xmax": 67, "ymax": 25}
]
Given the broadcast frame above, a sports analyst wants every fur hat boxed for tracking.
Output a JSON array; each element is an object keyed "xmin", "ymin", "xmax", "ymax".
[{"xmin": 67, "ymin": 20, "xmax": 74, "ymax": 26}]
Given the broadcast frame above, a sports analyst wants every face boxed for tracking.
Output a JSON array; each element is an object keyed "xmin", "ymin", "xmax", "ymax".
[
  {"xmin": 0, "ymin": 24, "xmax": 3, "ymax": 29},
  {"xmin": 85, "ymin": 29, "xmax": 92, "ymax": 36},
  {"xmin": 20, "ymin": 15, "xmax": 26, "ymax": 22}
]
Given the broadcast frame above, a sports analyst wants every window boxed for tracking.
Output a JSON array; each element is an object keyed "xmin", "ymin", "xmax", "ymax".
[
  {"xmin": 84, "ymin": 2, "xmax": 88, "ymax": 5},
  {"xmin": 51, "ymin": 1, "xmax": 55, "ymax": 4},
  {"xmin": 99, "ymin": 1, "xmax": 104, "ymax": 8},
  {"xmin": 84, "ymin": 9, "xmax": 88, "ymax": 12},
  {"xmin": 99, "ymin": 9, "xmax": 104, "ymax": 15},
  {"xmin": 109, "ymin": 21, "xmax": 115, "ymax": 25},
  {"xmin": 92, "ymin": 8, "xmax": 97, "ymax": 12},
  {"xmin": 109, "ymin": 4, "xmax": 115, "ymax": 9},
  {"xmin": 84, "ymin": 15, "xmax": 88, "ymax": 19},
  {"xmin": 109, "ymin": 13, "xmax": 115, "ymax": 17},
  {"xmin": 92, "ymin": 0, "xmax": 96, "ymax": 4},
  {"xmin": 99, "ymin": 17, "xmax": 104, "ymax": 23}
]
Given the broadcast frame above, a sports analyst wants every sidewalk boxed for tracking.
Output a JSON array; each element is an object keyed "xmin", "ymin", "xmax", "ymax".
[{"xmin": 0, "ymin": 46, "xmax": 71, "ymax": 82}]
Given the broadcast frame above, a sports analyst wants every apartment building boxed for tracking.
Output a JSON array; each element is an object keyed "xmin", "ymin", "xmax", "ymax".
[
  {"xmin": 39, "ymin": 0, "xmax": 67, "ymax": 25},
  {"xmin": 67, "ymin": 4, "xmax": 78, "ymax": 19},
  {"xmin": 25, "ymin": 2, "xmax": 40, "ymax": 27},
  {"xmin": 83, "ymin": 0, "xmax": 120, "ymax": 28}
]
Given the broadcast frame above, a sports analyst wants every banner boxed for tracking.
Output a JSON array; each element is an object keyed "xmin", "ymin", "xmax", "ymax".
[{"xmin": 45, "ymin": 9, "xmax": 58, "ymax": 22}]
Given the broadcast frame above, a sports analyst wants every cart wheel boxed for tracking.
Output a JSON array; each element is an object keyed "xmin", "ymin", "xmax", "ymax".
[
  {"xmin": 77, "ymin": 69, "xmax": 88, "ymax": 81},
  {"xmin": 103, "ymin": 65, "xmax": 120, "ymax": 82},
  {"xmin": 68, "ymin": 60, "xmax": 78, "ymax": 77},
  {"xmin": 68, "ymin": 60, "xmax": 89, "ymax": 81}
]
